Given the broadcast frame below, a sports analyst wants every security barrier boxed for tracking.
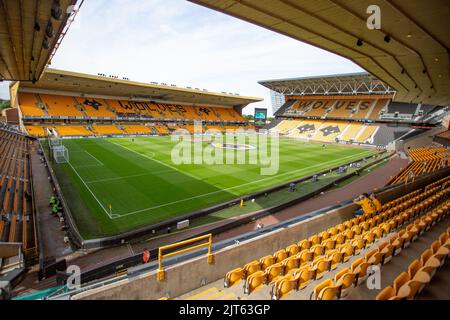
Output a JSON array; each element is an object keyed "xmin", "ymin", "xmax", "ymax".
[{"xmin": 157, "ymin": 234, "xmax": 214, "ymax": 281}]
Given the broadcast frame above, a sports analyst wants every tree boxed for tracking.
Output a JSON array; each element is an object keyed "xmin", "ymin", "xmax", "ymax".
[{"xmin": 0, "ymin": 99, "xmax": 10, "ymax": 111}]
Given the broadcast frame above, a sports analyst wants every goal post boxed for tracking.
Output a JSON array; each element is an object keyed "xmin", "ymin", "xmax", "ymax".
[
  {"xmin": 50, "ymin": 138, "xmax": 63, "ymax": 147},
  {"xmin": 53, "ymin": 145, "xmax": 69, "ymax": 164}
]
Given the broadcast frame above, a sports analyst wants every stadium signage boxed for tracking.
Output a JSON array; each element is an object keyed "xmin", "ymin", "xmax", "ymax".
[{"xmin": 254, "ymin": 108, "xmax": 267, "ymax": 127}]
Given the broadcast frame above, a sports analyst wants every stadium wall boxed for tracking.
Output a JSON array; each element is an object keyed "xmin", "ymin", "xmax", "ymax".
[{"xmin": 72, "ymin": 166, "xmax": 450, "ymax": 300}]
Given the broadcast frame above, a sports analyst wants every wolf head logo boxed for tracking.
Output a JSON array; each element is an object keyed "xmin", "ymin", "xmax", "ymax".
[
  {"xmin": 321, "ymin": 126, "xmax": 340, "ymax": 136},
  {"xmin": 297, "ymin": 124, "xmax": 315, "ymax": 133}
]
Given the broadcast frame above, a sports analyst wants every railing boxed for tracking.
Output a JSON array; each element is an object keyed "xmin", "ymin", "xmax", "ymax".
[{"xmin": 157, "ymin": 234, "xmax": 214, "ymax": 281}]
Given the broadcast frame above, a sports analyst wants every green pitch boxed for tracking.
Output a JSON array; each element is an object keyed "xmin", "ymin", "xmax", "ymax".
[{"xmin": 52, "ymin": 136, "xmax": 378, "ymax": 239}]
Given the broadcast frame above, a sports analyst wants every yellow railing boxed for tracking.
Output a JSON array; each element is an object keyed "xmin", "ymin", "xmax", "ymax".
[{"xmin": 157, "ymin": 234, "xmax": 214, "ymax": 281}]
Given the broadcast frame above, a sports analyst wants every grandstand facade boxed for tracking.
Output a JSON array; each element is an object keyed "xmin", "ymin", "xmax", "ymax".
[
  {"xmin": 9, "ymin": 69, "xmax": 262, "ymax": 138},
  {"xmin": 0, "ymin": 125, "xmax": 38, "ymax": 274},
  {"xmin": 260, "ymin": 73, "xmax": 448, "ymax": 148}
]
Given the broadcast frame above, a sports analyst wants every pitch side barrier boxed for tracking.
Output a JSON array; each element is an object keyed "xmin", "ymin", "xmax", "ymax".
[
  {"xmin": 50, "ymin": 166, "xmax": 450, "ymax": 300},
  {"xmin": 79, "ymin": 150, "xmax": 388, "ymax": 249},
  {"xmin": 67, "ymin": 152, "xmax": 438, "ymax": 287},
  {"xmin": 37, "ymin": 140, "xmax": 84, "ymax": 248}
]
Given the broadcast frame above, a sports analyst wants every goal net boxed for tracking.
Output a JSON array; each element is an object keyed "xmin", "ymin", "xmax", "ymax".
[
  {"xmin": 53, "ymin": 145, "xmax": 69, "ymax": 164},
  {"xmin": 51, "ymin": 137, "xmax": 62, "ymax": 145}
]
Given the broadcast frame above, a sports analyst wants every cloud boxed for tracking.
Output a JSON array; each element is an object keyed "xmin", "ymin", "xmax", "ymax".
[
  {"xmin": 44, "ymin": 0, "xmax": 363, "ymax": 115},
  {"xmin": 0, "ymin": 81, "xmax": 10, "ymax": 100}
]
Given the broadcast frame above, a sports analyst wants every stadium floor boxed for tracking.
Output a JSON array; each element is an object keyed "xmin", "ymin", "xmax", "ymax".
[{"xmin": 51, "ymin": 136, "xmax": 379, "ymax": 238}]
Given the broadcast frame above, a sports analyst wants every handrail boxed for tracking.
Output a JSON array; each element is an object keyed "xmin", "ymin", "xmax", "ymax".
[{"xmin": 157, "ymin": 234, "xmax": 213, "ymax": 281}]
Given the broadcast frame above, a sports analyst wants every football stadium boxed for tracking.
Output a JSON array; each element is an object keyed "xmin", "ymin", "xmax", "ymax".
[{"xmin": 0, "ymin": 0, "xmax": 449, "ymax": 306}]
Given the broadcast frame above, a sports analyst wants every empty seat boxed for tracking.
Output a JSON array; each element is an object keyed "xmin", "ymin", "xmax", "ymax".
[
  {"xmin": 224, "ymin": 268, "xmax": 244, "ymax": 288},
  {"xmin": 244, "ymin": 271, "xmax": 266, "ymax": 294},
  {"xmin": 271, "ymin": 273, "xmax": 299, "ymax": 300},
  {"xmin": 334, "ymin": 268, "xmax": 356, "ymax": 298},
  {"xmin": 313, "ymin": 279, "xmax": 339, "ymax": 300},
  {"xmin": 376, "ymin": 286, "xmax": 397, "ymax": 300}
]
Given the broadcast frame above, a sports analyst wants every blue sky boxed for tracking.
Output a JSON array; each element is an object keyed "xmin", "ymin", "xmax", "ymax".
[{"xmin": 0, "ymin": 0, "xmax": 364, "ymax": 115}]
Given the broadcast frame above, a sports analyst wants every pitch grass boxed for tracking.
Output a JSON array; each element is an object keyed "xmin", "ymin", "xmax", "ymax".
[{"xmin": 51, "ymin": 136, "xmax": 379, "ymax": 239}]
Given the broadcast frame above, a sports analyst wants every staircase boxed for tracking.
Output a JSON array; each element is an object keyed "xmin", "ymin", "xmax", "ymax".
[
  {"xmin": 103, "ymin": 100, "xmax": 119, "ymax": 117},
  {"xmin": 274, "ymin": 100, "xmax": 297, "ymax": 116},
  {"xmin": 353, "ymin": 124, "xmax": 367, "ymax": 141},
  {"xmin": 349, "ymin": 101, "xmax": 362, "ymax": 119},
  {"xmin": 337, "ymin": 123, "xmax": 351, "ymax": 140},
  {"xmin": 364, "ymin": 100, "xmax": 378, "ymax": 119},
  {"xmin": 71, "ymin": 97, "xmax": 88, "ymax": 117},
  {"xmin": 34, "ymin": 94, "xmax": 49, "ymax": 116}
]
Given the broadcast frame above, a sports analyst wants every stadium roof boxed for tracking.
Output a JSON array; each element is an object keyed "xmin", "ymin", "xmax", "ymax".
[
  {"xmin": 258, "ymin": 72, "xmax": 396, "ymax": 96},
  {"xmin": 17, "ymin": 68, "xmax": 263, "ymax": 107},
  {"xmin": 189, "ymin": 0, "xmax": 450, "ymax": 106},
  {"xmin": 0, "ymin": 0, "xmax": 81, "ymax": 82}
]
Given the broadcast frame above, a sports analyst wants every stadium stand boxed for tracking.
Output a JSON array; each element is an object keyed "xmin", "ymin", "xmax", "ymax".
[
  {"xmin": 270, "ymin": 120, "xmax": 304, "ymax": 135},
  {"xmin": 278, "ymin": 97, "xmax": 393, "ymax": 122},
  {"xmin": 376, "ymin": 226, "xmax": 450, "ymax": 300},
  {"xmin": 367, "ymin": 99, "xmax": 388, "ymax": 120},
  {"xmin": 178, "ymin": 176, "xmax": 450, "ymax": 300},
  {"xmin": 326, "ymin": 100, "xmax": 358, "ymax": 119},
  {"xmin": 372, "ymin": 126, "xmax": 417, "ymax": 147},
  {"xmin": 40, "ymin": 94, "xmax": 84, "ymax": 117},
  {"xmin": 18, "ymin": 89, "xmax": 249, "ymax": 138},
  {"xmin": 351, "ymin": 100, "xmax": 374, "ymax": 120},
  {"xmin": 24, "ymin": 126, "xmax": 48, "ymax": 138},
  {"xmin": 52, "ymin": 126, "xmax": 94, "ymax": 137},
  {"xmin": 389, "ymin": 147, "xmax": 450, "ymax": 185},
  {"xmin": 386, "ymin": 102, "xmax": 418, "ymax": 116},
  {"xmin": 122, "ymin": 125, "xmax": 153, "ymax": 135},
  {"xmin": 106, "ymin": 100, "xmax": 139, "ymax": 118},
  {"xmin": 302, "ymin": 99, "xmax": 333, "ymax": 118},
  {"xmin": 0, "ymin": 129, "xmax": 37, "ymax": 253},
  {"xmin": 92, "ymin": 125, "xmax": 124, "ymax": 135},
  {"xmin": 312, "ymin": 121, "xmax": 349, "ymax": 143},
  {"xmin": 75, "ymin": 97, "xmax": 117, "ymax": 118},
  {"xmin": 275, "ymin": 100, "xmax": 297, "ymax": 116},
  {"xmin": 339, "ymin": 123, "xmax": 363, "ymax": 143},
  {"xmin": 355, "ymin": 125, "xmax": 378, "ymax": 144},
  {"xmin": 18, "ymin": 93, "xmax": 46, "ymax": 117}
]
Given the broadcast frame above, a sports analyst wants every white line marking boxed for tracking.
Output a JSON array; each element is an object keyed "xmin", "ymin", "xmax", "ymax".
[
  {"xmin": 108, "ymin": 140, "xmax": 202, "ymax": 181},
  {"xmin": 67, "ymin": 161, "xmax": 112, "ymax": 219},
  {"xmin": 85, "ymin": 151, "xmax": 104, "ymax": 166},
  {"xmin": 72, "ymin": 164, "xmax": 103, "ymax": 169},
  {"xmin": 110, "ymin": 149, "xmax": 375, "ymax": 219},
  {"xmin": 86, "ymin": 168, "xmax": 175, "ymax": 184}
]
